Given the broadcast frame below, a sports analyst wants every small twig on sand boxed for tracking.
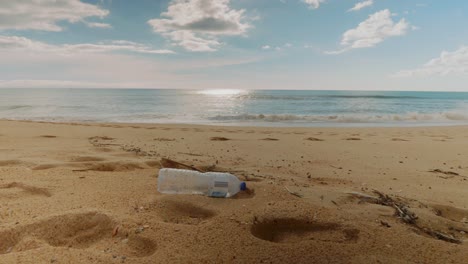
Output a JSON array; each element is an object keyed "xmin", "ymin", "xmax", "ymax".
[
  {"xmin": 285, "ymin": 186, "xmax": 303, "ymax": 198},
  {"xmin": 160, "ymin": 158, "xmax": 204, "ymax": 172}
]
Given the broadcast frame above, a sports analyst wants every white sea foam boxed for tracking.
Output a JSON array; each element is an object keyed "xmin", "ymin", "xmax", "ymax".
[{"xmin": 209, "ymin": 112, "xmax": 468, "ymax": 123}]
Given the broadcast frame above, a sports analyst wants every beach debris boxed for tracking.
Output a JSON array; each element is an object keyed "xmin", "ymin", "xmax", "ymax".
[
  {"xmin": 380, "ymin": 220, "xmax": 391, "ymax": 228},
  {"xmin": 372, "ymin": 190, "xmax": 418, "ymax": 225},
  {"xmin": 429, "ymin": 169, "xmax": 459, "ymax": 176},
  {"xmin": 285, "ymin": 186, "xmax": 303, "ymax": 198},
  {"xmin": 135, "ymin": 226, "xmax": 145, "ymax": 234},
  {"xmin": 160, "ymin": 158, "xmax": 204, "ymax": 172},
  {"xmin": 429, "ymin": 169, "xmax": 467, "ymax": 180},
  {"xmin": 158, "ymin": 168, "xmax": 247, "ymax": 198},
  {"xmin": 88, "ymin": 136, "xmax": 119, "ymax": 147},
  {"xmin": 425, "ymin": 230, "xmax": 462, "ymax": 244},
  {"xmin": 112, "ymin": 226, "xmax": 120, "ymax": 237},
  {"xmin": 348, "ymin": 190, "xmax": 463, "ymax": 244},
  {"xmin": 177, "ymin": 152, "xmax": 204, "ymax": 157}
]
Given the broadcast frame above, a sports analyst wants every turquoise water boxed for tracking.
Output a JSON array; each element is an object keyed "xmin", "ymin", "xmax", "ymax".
[{"xmin": 1, "ymin": 89, "xmax": 468, "ymax": 127}]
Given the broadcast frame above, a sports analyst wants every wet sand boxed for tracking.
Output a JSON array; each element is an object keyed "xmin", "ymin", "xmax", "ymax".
[{"xmin": 0, "ymin": 120, "xmax": 467, "ymax": 263}]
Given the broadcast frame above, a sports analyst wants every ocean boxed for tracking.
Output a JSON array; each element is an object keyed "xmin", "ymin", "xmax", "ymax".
[{"xmin": 1, "ymin": 89, "xmax": 468, "ymax": 127}]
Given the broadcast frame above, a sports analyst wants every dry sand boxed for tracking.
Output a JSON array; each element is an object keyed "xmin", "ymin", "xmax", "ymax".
[{"xmin": 0, "ymin": 120, "xmax": 467, "ymax": 263}]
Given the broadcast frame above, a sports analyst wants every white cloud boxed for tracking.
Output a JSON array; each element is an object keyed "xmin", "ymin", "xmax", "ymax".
[
  {"xmin": 0, "ymin": 35, "xmax": 262, "ymax": 89},
  {"xmin": 348, "ymin": 0, "xmax": 373, "ymax": 12},
  {"xmin": 0, "ymin": 35, "xmax": 174, "ymax": 54},
  {"xmin": 262, "ymin": 45, "xmax": 271, "ymax": 50},
  {"xmin": 85, "ymin": 22, "xmax": 112, "ymax": 29},
  {"xmin": 394, "ymin": 46, "xmax": 468, "ymax": 77},
  {"xmin": 302, "ymin": 0, "xmax": 325, "ymax": 9},
  {"xmin": 148, "ymin": 0, "xmax": 251, "ymax": 52},
  {"xmin": 0, "ymin": 0, "xmax": 109, "ymax": 31},
  {"xmin": 327, "ymin": 9, "xmax": 409, "ymax": 54}
]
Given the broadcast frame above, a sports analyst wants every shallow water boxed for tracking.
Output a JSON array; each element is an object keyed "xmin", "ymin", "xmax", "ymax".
[{"xmin": 1, "ymin": 89, "xmax": 468, "ymax": 127}]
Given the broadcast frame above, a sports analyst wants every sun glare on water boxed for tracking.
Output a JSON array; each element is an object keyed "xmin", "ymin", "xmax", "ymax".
[{"xmin": 198, "ymin": 89, "xmax": 246, "ymax": 96}]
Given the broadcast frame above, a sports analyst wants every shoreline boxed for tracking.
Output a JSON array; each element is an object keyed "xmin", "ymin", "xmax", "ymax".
[
  {"xmin": 3, "ymin": 118, "xmax": 468, "ymax": 129},
  {"xmin": 0, "ymin": 119, "xmax": 467, "ymax": 263}
]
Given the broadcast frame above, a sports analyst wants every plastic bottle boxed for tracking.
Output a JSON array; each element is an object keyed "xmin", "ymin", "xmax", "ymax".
[{"xmin": 158, "ymin": 168, "xmax": 247, "ymax": 198}]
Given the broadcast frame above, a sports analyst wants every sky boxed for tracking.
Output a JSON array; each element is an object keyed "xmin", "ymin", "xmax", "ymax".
[{"xmin": 1, "ymin": 0, "xmax": 468, "ymax": 91}]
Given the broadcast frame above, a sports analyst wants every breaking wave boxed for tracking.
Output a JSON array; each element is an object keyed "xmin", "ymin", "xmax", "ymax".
[{"xmin": 209, "ymin": 112, "xmax": 468, "ymax": 123}]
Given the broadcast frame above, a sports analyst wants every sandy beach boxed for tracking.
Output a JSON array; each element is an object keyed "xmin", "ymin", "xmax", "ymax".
[{"xmin": 0, "ymin": 119, "xmax": 467, "ymax": 263}]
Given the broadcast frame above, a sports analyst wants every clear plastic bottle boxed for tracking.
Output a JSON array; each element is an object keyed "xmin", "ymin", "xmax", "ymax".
[{"xmin": 157, "ymin": 168, "xmax": 247, "ymax": 198}]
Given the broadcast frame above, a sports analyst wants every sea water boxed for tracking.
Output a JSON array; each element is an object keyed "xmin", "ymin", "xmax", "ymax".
[{"xmin": 1, "ymin": 88, "xmax": 468, "ymax": 127}]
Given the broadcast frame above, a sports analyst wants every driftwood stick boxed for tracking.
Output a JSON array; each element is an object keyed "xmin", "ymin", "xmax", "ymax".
[
  {"xmin": 160, "ymin": 158, "xmax": 204, "ymax": 172},
  {"xmin": 285, "ymin": 186, "xmax": 303, "ymax": 198},
  {"xmin": 347, "ymin": 189, "xmax": 462, "ymax": 244}
]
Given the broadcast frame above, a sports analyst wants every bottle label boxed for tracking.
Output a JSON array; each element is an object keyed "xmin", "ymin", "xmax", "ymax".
[{"xmin": 209, "ymin": 179, "xmax": 228, "ymax": 197}]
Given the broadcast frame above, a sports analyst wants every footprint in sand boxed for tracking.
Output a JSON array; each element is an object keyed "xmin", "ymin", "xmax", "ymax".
[
  {"xmin": 391, "ymin": 138, "xmax": 409, "ymax": 142},
  {"xmin": 75, "ymin": 161, "xmax": 147, "ymax": 172},
  {"xmin": 32, "ymin": 164, "xmax": 59, "ymax": 170},
  {"xmin": 250, "ymin": 218, "xmax": 360, "ymax": 244},
  {"xmin": 344, "ymin": 138, "xmax": 361, "ymax": 141},
  {"xmin": 0, "ymin": 182, "xmax": 51, "ymax": 198},
  {"xmin": 69, "ymin": 156, "xmax": 106, "ymax": 162},
  {"xmin": 0, "ymin": 211, "xmax": 157, "ymax": 257},
  {"xmin": 261, "ymin": 138, "xmax": 279, "ymax": 141},
  {"xmin": 210, "ymin": 137, "xmax": 230, "ymax": 141},
  {"xmin": 39, "ymin": 135, "xmax": 57, "ymax": 138},
  {"xmin": 145, "ymin": 160, "xmax": 161, "ymax": 168},
  {"xmin": 153, "ymin": 138, "xmax": 176, "ymax": 142},
  {"xmin": 430, "ymin": 204, "xmax": 468, "ymax": 223},
  {"xmin": 151, "ymin": 200, "xmax": 217, "ymax": 225},
  {"xmin": 0, "ymin": 160, "xmax": 35, "ymax": 168},
  {"xmin": 304, "ymin": 137, "xmax": 324, "ymax": 142}
]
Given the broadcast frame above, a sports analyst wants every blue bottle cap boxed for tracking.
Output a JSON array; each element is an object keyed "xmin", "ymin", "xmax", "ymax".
[{"xmin": 240, "ymin": 182, "xmax": 247, "ymax": 191}]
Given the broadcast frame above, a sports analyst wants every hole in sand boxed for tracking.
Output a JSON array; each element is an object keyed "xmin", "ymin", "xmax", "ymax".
[
  {"xmin": 120, "ymin": 236, "xmax": 157, "ymax": 257},
  {"xmin": 0, "ymin": 212, "xmax": 158, "ymax": 257},
  {"xmin": 251, "ymin": 218, "xmax": 359, "ymax": 244},
  {"xmin": 34, "ymin": 212, "xmax": 113, "ymax": 248}
]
